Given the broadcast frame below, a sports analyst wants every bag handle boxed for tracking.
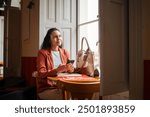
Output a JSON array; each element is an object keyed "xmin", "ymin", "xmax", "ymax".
[{"xmin": 81, "ymin": 37, "xmax": 91, "ymax": 51}]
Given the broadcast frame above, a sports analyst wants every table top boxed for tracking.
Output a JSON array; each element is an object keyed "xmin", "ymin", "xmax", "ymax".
[
  {"xmin": 47, "ymin": 73, "xmax": 100, "ymax": 100},
  {"xmin": 47, "ymin": 73, "xmax": 100, "ymax": 84}
]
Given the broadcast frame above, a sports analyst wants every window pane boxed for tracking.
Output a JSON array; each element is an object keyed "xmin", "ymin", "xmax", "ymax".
[
  {"xmin": 0, "ymin": 17, "xmax": 4, "ymax": 62},
  {"xmin": 78, "ymin": 0, "xmax": 98, "ymax": 24},
  {"xmin": 78, "ymin": 21, "xmax": 99, "ymax": 68},
  {"xmin": 0, "ymin": 16, "xmax": 4, "ymax": 75}
]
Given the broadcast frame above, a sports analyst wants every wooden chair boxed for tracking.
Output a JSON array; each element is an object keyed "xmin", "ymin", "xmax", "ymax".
[
  {"xmin": 32, "ymin": 71, "xmax": 62, "ymax": 100},
  {"xmin": 32, "ymin": 71, "xmax": 41, "ymax": 99},
  {"xmin": 59, "ymin": 80, "xmax": 100, "ymax": 100}
]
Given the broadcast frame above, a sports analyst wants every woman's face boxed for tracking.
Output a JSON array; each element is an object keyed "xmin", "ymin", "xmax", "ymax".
[{"xmin": 50, "ymin": 30, "xmax": 62, "ymax": 47}]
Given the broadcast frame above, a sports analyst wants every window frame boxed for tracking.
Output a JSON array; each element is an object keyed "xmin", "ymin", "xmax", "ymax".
[{"xmin": 77, "ymin": 0, "xmax": 100, "ymax": 68}]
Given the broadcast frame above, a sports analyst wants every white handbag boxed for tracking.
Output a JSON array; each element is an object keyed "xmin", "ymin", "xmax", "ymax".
[{"xmin": 76, "ymin": 37, "xmax": 95, "ymax": 76}]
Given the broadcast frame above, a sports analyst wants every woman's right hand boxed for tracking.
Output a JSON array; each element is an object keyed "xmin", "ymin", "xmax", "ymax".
[
  {"xmin": 56, "ymin": 64, "xmax": 74, "ymax": 73},
  {"xmin": 66, "ymin": 63, "xmax": 74, "ymax": 73},
  {"xmin": 56, "ymin": 64, "xmax": 67, "ymax": 73}
]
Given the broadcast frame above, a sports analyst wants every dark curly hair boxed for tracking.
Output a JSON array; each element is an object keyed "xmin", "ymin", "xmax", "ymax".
[{"xmin": 41, "ymin": 28, "xmax": 62, "ymax": 49}]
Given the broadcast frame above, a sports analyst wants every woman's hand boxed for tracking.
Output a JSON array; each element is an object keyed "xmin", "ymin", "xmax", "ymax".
[
  {"xmin": 66, "ymin": 63, "xmax": 74, "ymax": 73},
  {"xmin": 56, "ymin": 64, "xmax": 67, "ymax": 73},
  {"xmin": 56, "ymin": 64, "xmax": 74, "ymax": 73}
]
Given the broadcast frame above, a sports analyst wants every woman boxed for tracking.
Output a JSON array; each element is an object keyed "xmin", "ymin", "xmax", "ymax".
[{"xmin": 37, "ymin": 28, "xmax": 74, "ymax": 99}]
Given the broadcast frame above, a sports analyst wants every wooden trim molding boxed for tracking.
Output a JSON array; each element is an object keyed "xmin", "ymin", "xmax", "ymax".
[{"xmin": 129, "ymin": 0, "xmax": 143, "ymax": 99}]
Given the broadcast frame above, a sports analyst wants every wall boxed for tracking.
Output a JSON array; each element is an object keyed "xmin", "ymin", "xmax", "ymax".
[
  {"xmin": 21, "ymin": 0, "xmax": 39, "ymax": 85},
  {"xmin": 6, "ymin": 7, "xmax": 21, "ymax": 77},
  {"xmin": 142, "ymin": 0, "xmax": 150, "ymax": 99},
  {"xmin": 21, "ymin": 0, "xmax": 39, "ymax": 57},
  {"xmin": 142, "ymin": 1, "xmax": 150, "ymax": 60}
]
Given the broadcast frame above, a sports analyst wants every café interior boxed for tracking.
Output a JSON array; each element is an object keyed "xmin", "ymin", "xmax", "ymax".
[{"xmin": 0, "ymin": 0, "xmax": 150, "ymax": 100}]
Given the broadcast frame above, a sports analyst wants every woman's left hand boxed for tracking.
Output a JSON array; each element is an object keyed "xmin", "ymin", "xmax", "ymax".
[{"xmin": 66, "ymin": 63, "xmax": 74, "ymax": 73}]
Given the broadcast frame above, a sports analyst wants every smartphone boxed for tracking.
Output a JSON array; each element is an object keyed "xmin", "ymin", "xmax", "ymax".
[{"xmin": 67, "ymin": 59, "xmax": 75, "ymax": 64}]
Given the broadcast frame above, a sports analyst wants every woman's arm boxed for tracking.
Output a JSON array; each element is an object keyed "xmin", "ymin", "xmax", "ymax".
[{"xmin": 37, "ymin": 50, "xmax": 57, "ymax": 78}]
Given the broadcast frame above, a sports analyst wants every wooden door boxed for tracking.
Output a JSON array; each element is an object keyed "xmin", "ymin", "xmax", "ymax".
[{"xmin": 99, "ymin": 0, "xmax": 129, "ymax": 96}]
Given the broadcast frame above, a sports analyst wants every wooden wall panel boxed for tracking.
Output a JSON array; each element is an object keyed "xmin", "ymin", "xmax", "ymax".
[
  {"xmin": 4, "ymin": 7, "xmax": 21, "ymax": 77},
  {"xmin": 21, "ymin": 57, "xmax": 37, "ymax": 86},
  {"xmin": 144, "ymin": 60, "xmax": 150, "ymax": 99}
]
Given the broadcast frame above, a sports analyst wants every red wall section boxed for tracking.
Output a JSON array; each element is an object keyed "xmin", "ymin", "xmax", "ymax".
[
  {"xmin": 21, "ymin": 57, "xmax": 37, "ymax": 86},
  {"xmin": 144, "ymin": 60, "xmax": 150, "ymax": 99}
]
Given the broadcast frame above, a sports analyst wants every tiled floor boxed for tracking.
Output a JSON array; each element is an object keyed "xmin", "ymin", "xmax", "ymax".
[{"xmin": 102, "ymin": 91, "xmax": 129, "ymax": 100}]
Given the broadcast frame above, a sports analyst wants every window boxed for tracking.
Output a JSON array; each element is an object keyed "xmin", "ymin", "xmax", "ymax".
[
  {"xmin": 0, "ymin": 16, "xmax": 4, "ymax": 75},
  {"xmin": 77, "ymin": 0, "xmax": 99, "ymax": 68}
]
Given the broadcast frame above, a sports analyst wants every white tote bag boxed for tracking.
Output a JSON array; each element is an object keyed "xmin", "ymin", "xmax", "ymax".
[{"xmin": 76, "ymin": 37, "xmax": 95, "ymax": 76}]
